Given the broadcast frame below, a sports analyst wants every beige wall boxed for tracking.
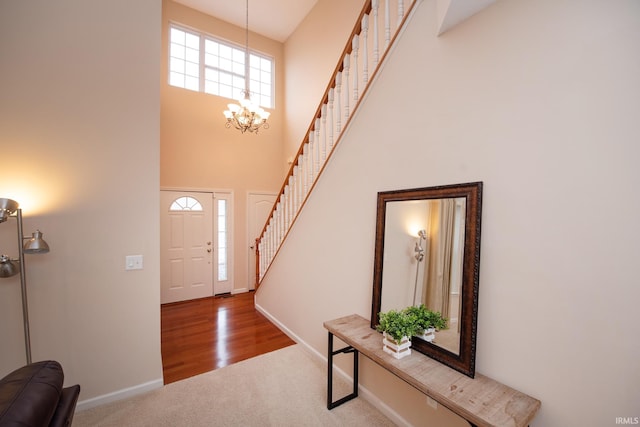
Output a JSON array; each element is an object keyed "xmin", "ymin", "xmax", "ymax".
[
  {"xmin": 257, "ymin": 0, "xmax": 640, "ymax": 425},
  {"xmin": 0, "ymin": 0, "xmax": 163, "ymax": 403},
  {"xmin": 161, "ymin": 0, "xmax": 286, "ymax": 293}
]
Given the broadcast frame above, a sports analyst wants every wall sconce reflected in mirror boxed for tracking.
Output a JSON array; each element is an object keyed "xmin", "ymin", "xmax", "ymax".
[
  {"xmin": 413, "ymin": 229, "xmax": 427, "ymax": 305},
  {"xmin": 414, "ymin": 229, "xmax": 427, "ymax": 262},
  {"xmin": 0, "ymin": 198, "xmax": 51, "ymax": 364}
]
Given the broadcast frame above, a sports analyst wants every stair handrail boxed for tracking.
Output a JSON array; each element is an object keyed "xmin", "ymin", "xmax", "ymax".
[{"xmin": 256, "ymin": 0, "xmax": 418, "ymax": 287}]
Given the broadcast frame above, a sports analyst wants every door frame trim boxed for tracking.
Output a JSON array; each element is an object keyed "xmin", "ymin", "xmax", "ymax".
[
  {"xmin": 246, "ymin": 191, "xmax": 278, "ymax": 291},
  {"xmin": 160, "ymin": 187, "xmax": 235, "ymax": 298}
]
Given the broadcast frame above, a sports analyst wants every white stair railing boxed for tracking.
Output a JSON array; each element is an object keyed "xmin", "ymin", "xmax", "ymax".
[{"xmin": 256, "ymin": 0, "xmax": 417, "ymax": 286}]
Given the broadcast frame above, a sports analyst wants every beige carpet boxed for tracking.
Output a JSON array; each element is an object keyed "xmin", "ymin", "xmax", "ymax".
[{"xmin": 73, "ymin": 345, "xmax": 396, "ymax": 426}]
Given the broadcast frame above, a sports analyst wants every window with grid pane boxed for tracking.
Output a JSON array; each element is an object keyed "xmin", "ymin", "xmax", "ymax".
[{"xmin": 169, "ymin": 24, "xmax": 273, "ymax": 109}]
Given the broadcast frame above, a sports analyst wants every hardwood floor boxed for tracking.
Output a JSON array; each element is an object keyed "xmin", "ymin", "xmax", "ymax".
[{"xmin": 161, "ymin": 291, "xmax": 295, "ymax": 384}]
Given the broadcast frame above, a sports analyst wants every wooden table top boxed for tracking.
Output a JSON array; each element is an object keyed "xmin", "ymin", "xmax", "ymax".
[{"xmin": 324, "ymin": 314, "xmax": 540, "ymax": 427}]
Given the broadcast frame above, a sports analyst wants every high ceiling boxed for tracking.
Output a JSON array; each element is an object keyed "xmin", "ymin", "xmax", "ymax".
[
  {"xmin": 172, "ymin": 0, "xmax": 497, "ymax": 42},
  {"xmin": 172, "ymin": 0, "xmax": 319, "ymax": 43}
]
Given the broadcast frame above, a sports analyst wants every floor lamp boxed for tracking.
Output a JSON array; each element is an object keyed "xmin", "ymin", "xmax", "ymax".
[{"xmin": 0, "ymin": 198, "xmax": 50, "ymax": 364}]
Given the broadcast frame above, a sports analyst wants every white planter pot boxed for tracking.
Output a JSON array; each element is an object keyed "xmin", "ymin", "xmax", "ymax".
[
  {"xmin": 417, "ymin": 327, "xmax": 436, "ymax": 342},
  {"xmin": 382, "ymin": 332, "xmax": 411, "ymax": 359}
]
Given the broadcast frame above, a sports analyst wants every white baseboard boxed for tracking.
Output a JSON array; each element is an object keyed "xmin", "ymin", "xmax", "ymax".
[
  {"xmin": 254, "ymin": 303, "xmax": 412, "ymax": 427},
  {"xmin": 76, "ymin": 378, "xmax": 163, "ymax": 412},
  {"xmin": 254, "ymin": 302, "xmax": 305, "ymax": 344}
]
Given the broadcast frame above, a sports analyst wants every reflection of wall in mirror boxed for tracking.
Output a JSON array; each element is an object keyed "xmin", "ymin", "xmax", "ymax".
[
  {"xmin": 423, "ymin": 198, "xmax": 465, "ymax": 332},
  {"xmin": 380, "ymin": 200, "xmax": 429, "ymax": 311},
  {"xmin": 381, "ymin": 198, "xmax": 466, "ymax": 335}
]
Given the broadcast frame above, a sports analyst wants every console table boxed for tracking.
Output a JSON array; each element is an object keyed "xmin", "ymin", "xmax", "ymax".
[{"xmin": 324, "ymin": 314, "xmax": 540, "ymax": 427}]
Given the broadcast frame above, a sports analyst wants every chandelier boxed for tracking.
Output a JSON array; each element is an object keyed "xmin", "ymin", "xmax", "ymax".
[{"xmin": 223, "ymin": 0, "xmax": 270, "ymax": 134}]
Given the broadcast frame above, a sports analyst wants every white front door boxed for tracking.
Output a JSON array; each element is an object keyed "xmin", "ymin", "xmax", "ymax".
[
  {"xmin": 247, "ymin": 192, "xmax": 277, "ymax": 290},
  {"xmin": 161, "ymin": 191, "xmax": 213, "ymax": 304}
]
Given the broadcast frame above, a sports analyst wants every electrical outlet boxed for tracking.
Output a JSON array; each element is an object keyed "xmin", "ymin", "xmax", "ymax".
[{"xmin": 125, "ymin": 255, "xmax": 143, "ymax": 271}]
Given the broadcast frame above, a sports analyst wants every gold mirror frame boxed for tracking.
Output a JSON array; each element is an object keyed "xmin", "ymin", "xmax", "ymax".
[{"xmin": 370, "ymin": 182, "xmax": 482, "ymax": 377}]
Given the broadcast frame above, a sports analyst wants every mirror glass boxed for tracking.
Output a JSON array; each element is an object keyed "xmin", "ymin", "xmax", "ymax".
[{"xmin": 371, "ymin": 182, "xmax": 482, "ymax": 377}]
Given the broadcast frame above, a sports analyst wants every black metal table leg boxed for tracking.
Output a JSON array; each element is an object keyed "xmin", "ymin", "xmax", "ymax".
[{"xmin": 327, "ymin": 331, "xmax": 359, "ymax": 409}]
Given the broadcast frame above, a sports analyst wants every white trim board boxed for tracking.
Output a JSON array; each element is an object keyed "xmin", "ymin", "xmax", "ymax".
[{"xmin": 75, "ymin": 379, "xmax": 163, "ymax": 412}]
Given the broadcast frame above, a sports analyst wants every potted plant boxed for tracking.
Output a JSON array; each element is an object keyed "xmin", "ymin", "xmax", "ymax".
[
  {"xmin": 376, "ymin": 309, "xmax": 421, "ymax": 359},
  {"xmin": 404, "ymin": 304, "xmax": 448, "ymax": 342}
]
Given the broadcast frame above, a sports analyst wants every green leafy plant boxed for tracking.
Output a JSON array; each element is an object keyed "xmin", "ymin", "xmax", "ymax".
[
  {"xmin": 376, "ymin": 309, "xmax": 421, "ymax": 342},
  {"xmin": 404, "ymin": 304, "xmax": 448, "ymax": 333}
]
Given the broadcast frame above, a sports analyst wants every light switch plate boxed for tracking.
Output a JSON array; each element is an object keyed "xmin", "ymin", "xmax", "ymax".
[{"xmin": 125, "ymin": 255, "xmax": 143, "ymax": 270}]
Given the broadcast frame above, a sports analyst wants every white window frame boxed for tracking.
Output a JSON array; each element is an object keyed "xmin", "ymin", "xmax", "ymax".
[
  {"xmin": 214, "ymin": 191, "xmax": 233, "ymax": 293},
  {"xmin": 169, "ymin": 23, "xmax": 273, "ymax": 109},
  {"xmin": 169, "ymin": 196, "xmax": 203, "ymax": 211}
]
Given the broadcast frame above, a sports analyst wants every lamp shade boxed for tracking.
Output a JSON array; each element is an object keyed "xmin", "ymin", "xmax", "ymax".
[
  {"xmin": 0, "ymin": 198, "xmax": 19, "ymax": 223},
  {"xmin": 23, "ymin": 230, "xmax": 50, "ymax": 254},
  {"xmin": 0, "ymin": 255, "xmax": 19, "ymax": 278}
]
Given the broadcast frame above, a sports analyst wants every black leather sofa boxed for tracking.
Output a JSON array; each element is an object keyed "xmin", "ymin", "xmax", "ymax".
[{"xmin": 0, "ymin": 360, "xmax": 80, "ymax": 427}]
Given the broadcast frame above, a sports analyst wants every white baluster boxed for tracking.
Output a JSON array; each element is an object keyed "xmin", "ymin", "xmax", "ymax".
[
  {"xmin": 283, "ymin": 186, "xmax": 289, "ymax": 230},
  {"xmin": 257, "ymin": 239, "xmax": 262, "ymax": 279},
  {"xmin": 308, "ymin": 132, "xmax": 315, "ymax": 184},
  {"xmin": 262, "ymin": 235, "xmax": 267, "ymax": 278},
  {"xmin": 314, "ymin": 118, "xmax": 321, "ymax": 177},
  {"xmin": 352, "ymin": 35, "xmax": 359, "ymax": 104},
  {"xmin": 361, "ymin": 15, "xmax": 369, "ymax": 85},
  {"xmin": 343, "ymin": 55, "xmax": 350, "ymax": 120},
  {"xmin": 372, "ymin": 0, "xmax": 380, "ymax": 68},
  {"xmin": 385, "ymin": 0, "xmax": 391, "ymax": 49},
  {"xmin": 265, "ymin": 223, "xmax": 272, "ymax": 269},
  {"xmin": 268, "ymin": 222, "xmax": 274, "ymax": 263},
  {"xmin": 261, "ymin": 229, "xmax": 266, "ymax": 275},
  {"xmin": 297, "ymin": 159, "xmax": 302, "ymax": 208},
  {"xmin": 276, "ymin": 202, "xmax": 281, "ymax": 246},
  {"xmin": 397, "ymin": 0, "xmax": 404, "ymax": 27},
  {"xmin": 273, "ymin": 203, "xmax": 279, "ymax": 247},
  {"xmin": 335, "ymin": 72, "xmax": 343, "ymax": 133},
  {"xmin": 286, "ymin": 184, "xmax": 292, "ymax": 229},
  {"xmin": 302, "ymin": 143, "xmax": 309, "ymax": 197},
  {"xmin": 278, "ymin": 201, "xmax": 284, "ymax": 244},
  {"xmin": 278, "ymin": 202, "xmax": 283, "ymax": 244},
  {"xmin": 287, "ymin": 176, "xmax": 294, "ymax": 227},
  {"xmin": 328, "ymin": 88, "xmax": 335, "ymax": 150},
  {"xmin": 291, "ymin": 166, "xmax": 298, "ymax": 215},
  {"xmin": 297, "ymin": 162, "xmax": 303, "ymax": 209},
  {"xmin": 321, "ymin": 104, "xmax": 327, "ymax": 163}
]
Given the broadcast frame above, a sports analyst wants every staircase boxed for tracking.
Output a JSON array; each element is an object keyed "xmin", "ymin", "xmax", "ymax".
[{"xmin": 256, "ymin": 0, "xmax": 418, "ymax": 286}]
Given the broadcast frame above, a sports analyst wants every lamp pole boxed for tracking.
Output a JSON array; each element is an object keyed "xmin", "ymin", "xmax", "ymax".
[{"xmin": 16, "ymin": 209, "xmax": 32, "ymax": 364}]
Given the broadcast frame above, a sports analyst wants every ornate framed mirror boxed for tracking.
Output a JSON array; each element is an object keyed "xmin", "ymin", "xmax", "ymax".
[{"xmin": 370, "ymin": 182, "xmax": 482, "ymax": 377}]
